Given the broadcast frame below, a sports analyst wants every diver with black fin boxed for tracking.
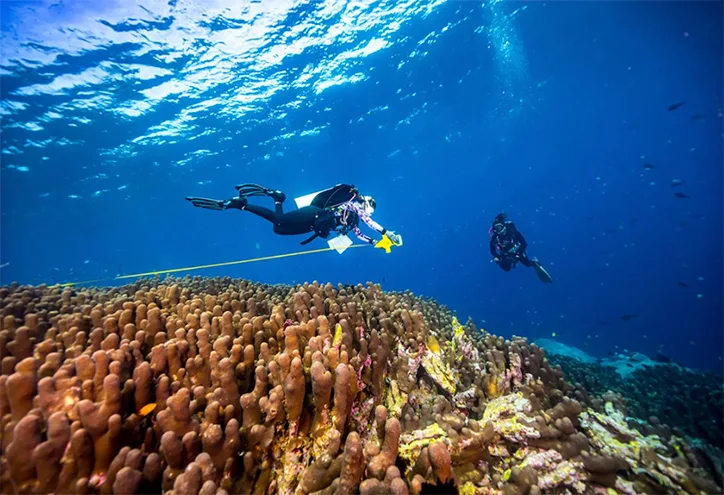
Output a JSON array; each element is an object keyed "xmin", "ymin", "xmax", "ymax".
[
  {"xmin": 186, "ymin": 183, "xmax": 279, "ymax": 210},
  {"xmin": 489, "ymin": 212, "xmax": 552, "ymax": 283},
  {"xmin": 185, "ymin": 183, "xmax": 402, "ymax": 250}
]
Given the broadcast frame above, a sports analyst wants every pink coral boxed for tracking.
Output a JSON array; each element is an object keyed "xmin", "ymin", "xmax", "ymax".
[{"xmin": 524, "ymin": 449, "xmax": 563, "ymax": 470}]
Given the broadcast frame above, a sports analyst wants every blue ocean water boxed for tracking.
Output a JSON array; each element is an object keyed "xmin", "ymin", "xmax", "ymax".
[{"xmin": 1, "ymin": 1, "xmax": 722, "ymax": 373}]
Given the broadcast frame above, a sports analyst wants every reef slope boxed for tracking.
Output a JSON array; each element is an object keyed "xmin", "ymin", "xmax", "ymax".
[{"xmin": 0, "ymin": 277, "xmax": 720, "ymax": 495}]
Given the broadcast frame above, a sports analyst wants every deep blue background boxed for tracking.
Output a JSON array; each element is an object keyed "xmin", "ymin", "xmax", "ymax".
[{"xmin": 1, "ymin": 1, "xmax": 722, "ymax": 373}]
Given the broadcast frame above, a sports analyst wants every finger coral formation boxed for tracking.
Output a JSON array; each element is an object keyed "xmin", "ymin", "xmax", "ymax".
[{"xmin": 0, "ymin": 277, "xmax": 719, "ymax": 495}]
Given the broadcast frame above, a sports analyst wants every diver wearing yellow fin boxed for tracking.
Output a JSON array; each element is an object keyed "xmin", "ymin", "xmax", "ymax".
[{"xmin": 186, "ymin": 183, "xmax": 402, "ymax": 254}]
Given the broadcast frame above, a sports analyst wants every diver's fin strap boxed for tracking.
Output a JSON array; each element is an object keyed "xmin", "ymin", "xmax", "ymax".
[
  {"xmin": 235, "ymin": 183, "xmax": 271, "ymax": 197},
  {"xmin": 300, "ymin": 233, "xmax": 318, "ymax": 245},
  {"xmin": 185, "ymin": 197, "xmax": 227, "ymax": 210}
]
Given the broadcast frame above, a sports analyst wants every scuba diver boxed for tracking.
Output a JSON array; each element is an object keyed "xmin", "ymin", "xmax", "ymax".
[
  {"xmin": 185, "ymin": 183, "xmax": 402, "ymax": 249},
  {"xmin": 489, "ymin": 212, "xmax": 553, "ymax": 283}
]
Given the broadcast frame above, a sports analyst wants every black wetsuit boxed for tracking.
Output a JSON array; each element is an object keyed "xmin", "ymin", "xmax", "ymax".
[
  {"xmin": 489, "ymin": 220, "xmax": 533, "ymax": 271},
  {"xmin": 186, "ymin": 183, "xmax": 366, "ymax": 245},
  {"xmin": 243, "ymin": 201, "xmax": 339, "ymax": 241}
]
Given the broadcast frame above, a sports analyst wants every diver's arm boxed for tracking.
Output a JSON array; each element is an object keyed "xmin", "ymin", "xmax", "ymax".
[
  {"xmin": 489, "ymin": 239, "xmax": 498, "ymax": 258},
  {"xmin": 514, "ymin": 229, "xmax": 528, "ymax": 253},
  {"xmin": 350, "ymin": 202, "xmax": 400, "ymax": 244},
  {"xmin": 352, "ymin": 226, "xmax": 376, "ymax": 245},
  {"xmin": 357, "ymin": 207, "xmax": 386, "ymax": 233}
]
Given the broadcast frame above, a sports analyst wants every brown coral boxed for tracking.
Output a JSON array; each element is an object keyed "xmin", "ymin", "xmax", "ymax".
[{"xmin": 0, "ymin": 278, "xmax": 718, "ymax": 495}]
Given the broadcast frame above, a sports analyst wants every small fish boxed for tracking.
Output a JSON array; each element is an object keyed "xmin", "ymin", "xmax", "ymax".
[
  {"xmin": 0, "ymin": 262, "xmax": 9, "ymax": 269},
  {"xmin": 668, "ymin": 101, "xmax": 686, "ymax": 111},
  {"xmin": 599, "ymin": 321, "xmax": 610, "ymax": 326},
  {"xmin": 332, "ymin": 324, "xmax": 343, "ymax": 347},
  {"xmin": 691, "ymin": 114, "xmax": 705, "ymax": 121},
  {"xmin": 626, "ymin": 363, "xmax": 634, "ymax": 368},
  {"xmin": 674, "ymin": 192, "xmax": 691, "ymax": 198},
  {"xmin": 139, "ymin": 403, "xmax": 157, "ymax": 417},
  {"xmin": 427, "ymin": 335, "xmax": 441, "ymax": 353},
  {"xmin": 643, "ymin": 163, "xmax": 655, "ymax": 169},
  {"xmin": 620, "ymin": 314, "xmax": 638, "ymax": 321},
  {"xmin": 671, "ymin": 179, "xmax": 684, "ymax": 187},
  {"xmin": 677, "ymin": 281, "xmax": 689, "ymax": 288}
]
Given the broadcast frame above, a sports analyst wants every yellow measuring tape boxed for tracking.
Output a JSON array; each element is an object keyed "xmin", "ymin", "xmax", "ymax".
[{"xmin": 60, "ymin": 244, "xmax": 371, "ymax": 287}]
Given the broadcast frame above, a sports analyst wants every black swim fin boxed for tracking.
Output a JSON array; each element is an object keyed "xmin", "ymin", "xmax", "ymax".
[
  {"xmin": 235, "ymin": 183, "xmax": 273, "ymax": 197},
  {"xmin": 186, "ymin": 196, "xmax": 227, "ymax": 210},
  {"xmin": 532, "ymin": 259, "xmax": 553, "ymax": 283}
]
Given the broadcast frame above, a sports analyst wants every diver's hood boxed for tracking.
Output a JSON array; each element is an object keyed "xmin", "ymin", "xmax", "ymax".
[{"xmin": 363, "ymin": 195, "xmax": 375, "ymax": 215}]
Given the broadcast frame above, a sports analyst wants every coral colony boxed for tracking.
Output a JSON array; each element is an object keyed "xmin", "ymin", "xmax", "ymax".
[{"xmin": 0, "ymin": 277, "xmax": 720, "ymax": 495}]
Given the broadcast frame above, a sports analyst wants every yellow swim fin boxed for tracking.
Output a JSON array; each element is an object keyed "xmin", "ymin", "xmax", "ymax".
[{"xmin": 374, "ymin": 233, "xmax": 403, "ymax": 254}]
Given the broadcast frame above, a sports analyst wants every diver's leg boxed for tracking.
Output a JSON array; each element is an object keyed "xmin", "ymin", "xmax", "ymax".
[
  {"xmin": 243, "ymin": 204, "xmax": 316, "ymax": 236},
  {"xmin": 271, "ymin": 207, "xmax": 321, "ymax": 235},
  {"xmin": 270, "ymin": 190, "xmax": 287, "ymax": 204},
  {"xmin": 497, "ymin": 258, "xmax": 513, "ymax": 272},
  {"xmin": 243, "ymin": 203, "xmax": 281, "ymax": 224},
  {"xmin": 235, "ymin": 183, "xmax": 286, "ymax": 203},
  {"xmin": 517, "ymin": 253, "xmax": 534, "ymax": 267}
]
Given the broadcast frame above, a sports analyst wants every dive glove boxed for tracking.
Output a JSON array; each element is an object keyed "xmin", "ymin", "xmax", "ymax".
[{"xmin": 386, "ymin": 231, "xmax": 402, "ymax": 245}]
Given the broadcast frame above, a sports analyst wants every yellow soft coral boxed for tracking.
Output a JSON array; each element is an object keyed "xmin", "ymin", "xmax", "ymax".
[
  {"xmin": 452, "ymin": 316, "xmax": 465, "ymax": 339},
  {"xmin": 580, "ymin": 402, "xmax": 665, "ymax": 469},
  {"xmin": 272, "ymin": 431, "xmax": 312, "ymax": 495},
  {"xmin": 310, "ymin": 418, "xmax": 337, "ymax": 460},
  {"xmin": 459, "ymin": 481, "xmax": 479, "ymax": 495},
  {"xmin": 398, "ymin": 423, "xmax": 448, "ymax": 475},
  {"xmin": 383, "ymin": 379, "xmax": 409, "ymax": 418},
  {"xmin": 482, "ymin": 393, "xmax": 540, "ymax": 443},
  {"xmin": 580, "ymin": 402, "xmax": 697, "ymax": 495},
  {"xmin": 420, "ymin": 348, "xmax": 457, "ymax": 395}
]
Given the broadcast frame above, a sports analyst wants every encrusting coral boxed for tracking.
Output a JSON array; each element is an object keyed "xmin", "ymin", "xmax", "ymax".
[
  {"xmin": 0, "ymin": 277, "xmax": 720, "ymax": 495},
  {"xmin": 543, "ymin": 346, "xmax": 724, "ymax": 466}
]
